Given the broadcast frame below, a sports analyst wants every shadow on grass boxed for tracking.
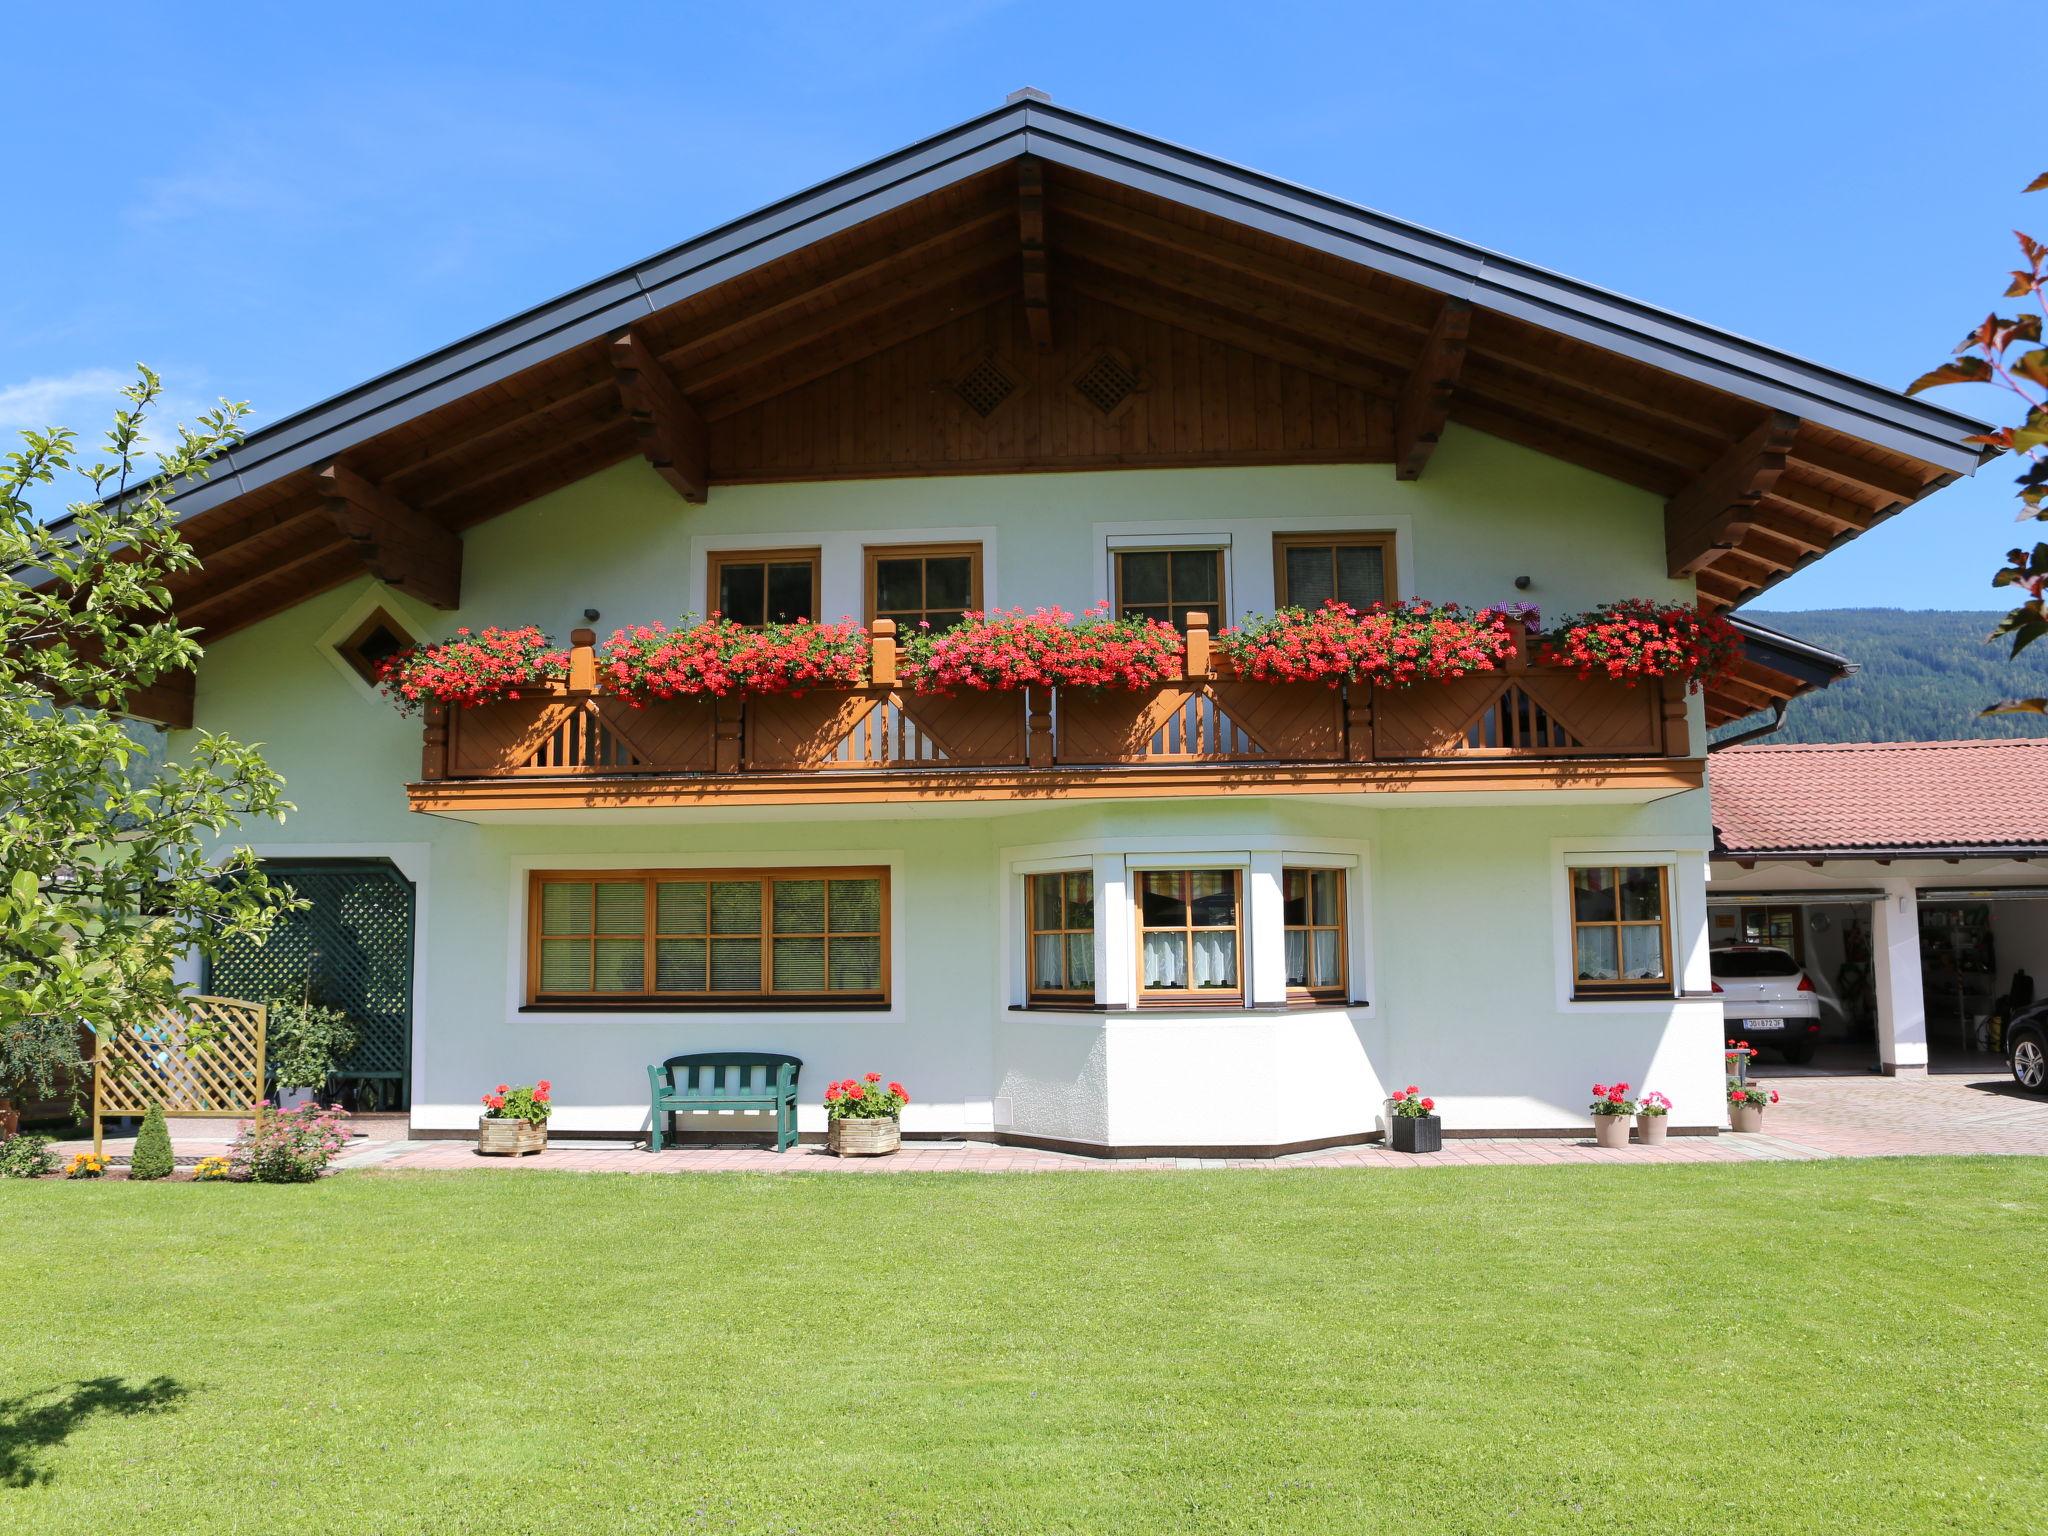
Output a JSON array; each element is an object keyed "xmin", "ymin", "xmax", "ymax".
[{"xmin": 0, "ymin": 1376, "xmax": 189, "ymax": 1486}]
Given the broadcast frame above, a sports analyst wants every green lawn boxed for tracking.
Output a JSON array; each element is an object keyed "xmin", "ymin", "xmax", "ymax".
[{"xmin": 3, "ymin": 1161, "xmax": 2042, "ymax": 1534}]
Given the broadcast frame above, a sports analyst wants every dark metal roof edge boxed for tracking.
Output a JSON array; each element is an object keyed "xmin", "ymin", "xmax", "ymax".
[
  {"xmin": 1728, "ymin": 616, "xmax": 1857, "ymax": 688},
  {"xmin": 53, "ymin": 95, "xmax": 1994, "ymax": 537}
]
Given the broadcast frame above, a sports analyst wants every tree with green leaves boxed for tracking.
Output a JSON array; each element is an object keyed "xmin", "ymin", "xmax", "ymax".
[
  {"xmin": 1, "ymin": 366, "xmax": 295, "ymax": 1109},
  {"xmin": 1908, "ymin": 172, "xmax": 2048, "ymax": 712}
]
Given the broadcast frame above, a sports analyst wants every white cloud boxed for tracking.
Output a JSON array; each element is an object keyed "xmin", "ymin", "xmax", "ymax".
[{"xmin": 0, "ymin": 367, "xmax": 135, "ymax": 437}]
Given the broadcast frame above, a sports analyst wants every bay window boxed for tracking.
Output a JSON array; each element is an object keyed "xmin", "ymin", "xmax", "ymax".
[
  {"xmin": 1137, "ymin": 869, "xmax": 1242, "ymax": 1000},
  {"xmin": 1026, "ymin": 871, "xmax": 1095, "ymax": 1002}
]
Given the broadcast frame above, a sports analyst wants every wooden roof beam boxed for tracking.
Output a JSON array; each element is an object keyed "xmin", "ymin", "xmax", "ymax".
[
  {"xmin": 1665, "ymin": 411, "xmax": 1801, "ymax": 578},
  {"xmin": 1786, "ymin": 440, "xmax": 1927, "ymax": 503},
  {"xmin": 611, "ymin": 331, "xmax": 709, "ymax": 504},
  {"xmin": 124, "ymin": 669, "xmax": 195, "ymax": 730},
  {"xmin": 1394, "ymin": 298, "xmax": 1470, "ymax": 480},
  {"xmin": 1018, "ymin": 158, "xmax": 1052, "ymax": 351},
  {"xmin": 317, "ymin": 462, "xmax": 462, "ymax": 609}
]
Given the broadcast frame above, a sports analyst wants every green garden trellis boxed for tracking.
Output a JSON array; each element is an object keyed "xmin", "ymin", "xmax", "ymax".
[{"xmin": 205, "ymin": 859, "xmax": 415, "ymax": 1108}]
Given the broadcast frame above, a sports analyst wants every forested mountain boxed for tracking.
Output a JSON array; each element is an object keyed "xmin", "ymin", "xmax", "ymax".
[{"xmin": 1715, "ymin": 609, "xmax": 2048, "ymax": 744}]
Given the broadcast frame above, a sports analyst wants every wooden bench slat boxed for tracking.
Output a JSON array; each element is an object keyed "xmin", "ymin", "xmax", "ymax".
[{"xmin": 648, "ymin": 1050, "xmax": 802, "ymax": 1154}]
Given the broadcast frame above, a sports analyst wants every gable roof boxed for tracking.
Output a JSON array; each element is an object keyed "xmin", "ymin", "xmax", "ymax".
[
  {"xmin": 40, "ymin": 92, "xmax": 1994, "ymax": 676},
  {"xmin": 1712, "ymin": 739, "xmax": 2048, "ymax": 857}
]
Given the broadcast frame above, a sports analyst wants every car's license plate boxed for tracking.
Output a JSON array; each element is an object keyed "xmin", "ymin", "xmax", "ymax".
[{"xmin": 1741, "ymin": 1018, "xmax": 1785, "ymax": 1031}]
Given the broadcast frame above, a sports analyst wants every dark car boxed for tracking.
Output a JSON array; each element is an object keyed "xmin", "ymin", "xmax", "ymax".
[{"xmin": 2008, "ymin": 1002, "xmax": 2048, "ymax": 1094}]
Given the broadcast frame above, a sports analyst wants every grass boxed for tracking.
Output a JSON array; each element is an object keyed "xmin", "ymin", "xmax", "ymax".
[{"xmin": 2, "ymin": 1161, "xmax": 2042, "ymax": 1534}]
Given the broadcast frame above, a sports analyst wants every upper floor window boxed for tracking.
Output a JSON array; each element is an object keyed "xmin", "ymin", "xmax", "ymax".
[
  {"xmin": 1137, "ymin": 869, "xmax": 1241, "ymax": 1001},
  {"xmin": 1273, "ymin": 533, "xmax": 1393, "ymax": 611},
  {"xmin": 1568, "ymin": 865, "xmax": 1672, "ymax": 1000},
  {"xmin": 710, "ymin": 548, "xmax": 819, "ymax": 626},
  {"xmin": 867, "ymin": 542, "xmax": 982, "ymax": 632},
  {"xmin": 335, "ymin": 606, "xmax": 419, "ymax": 685},
  {"xmin": 530, "ymin": 868, "xmax": 886, "ymax": 1007},
  {"xmin": 1026, "ymin": 871, "xmax": 1095, "ymax": 1002},
  {"xmin": 1115, "ymin": 548, "xmax": 1223, "ymax": 630},
  {"xmin": 1282, "ymin": 866, "xmax": 1347, "ymax": 1002}
]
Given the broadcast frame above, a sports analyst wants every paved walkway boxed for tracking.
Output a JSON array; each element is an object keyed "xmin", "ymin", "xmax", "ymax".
[{"xmin": 47, "ymin": 1074, "xmax": 2048, "ymax": 1174}]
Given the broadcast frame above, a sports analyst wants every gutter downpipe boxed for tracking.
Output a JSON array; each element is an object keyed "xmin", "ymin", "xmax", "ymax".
[{"xmin": 1707, "ymin": 699, "xmax": 1788, "ymax": 753}]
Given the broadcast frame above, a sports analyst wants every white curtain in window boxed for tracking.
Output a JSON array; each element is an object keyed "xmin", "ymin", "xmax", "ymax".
[
  {"xmin": 1284, "ymin": 930, "xmax": 1307, "ymax": 986},
  {"xmin": 1191, "ymin": 933, "xmax": 1236, "ymax": 988},
  {"xmin": 1033, "ymin": 934, "xmax": 1063, "ymax": 989},
  {"xmin": 1143, "ymin": 933, "xmax": 1185, "ymax": 988}
]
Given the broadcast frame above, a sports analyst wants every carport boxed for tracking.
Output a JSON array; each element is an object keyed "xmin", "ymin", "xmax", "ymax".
[{"xmin": 1709, "ymin": 740, "xmax": 2048, "ymax": 1077}]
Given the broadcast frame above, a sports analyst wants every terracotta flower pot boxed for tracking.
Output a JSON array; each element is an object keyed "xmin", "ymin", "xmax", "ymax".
[
  {"xmin": 1635, "ymin": 1113, "xmax": 1669, "ymax": 1148},
  {"xmin": 1729, "ymin": 1103, "xmax": 1765, "ymax": 1134},
  {"xmin": 478, "ymin": 1116, "xmax": 547, "ymax": 1156},
  {"xmin": 1592, "ymin": 1114, "xmax": 1632, "ymax": 1149},
  {"xmin": 1390, "ymin": 1114, "xmax": 1442, "ymax": 1154},
  {"xmin": 828, "ymin": 1115, "xmax": 901, "ymax": 1157}
]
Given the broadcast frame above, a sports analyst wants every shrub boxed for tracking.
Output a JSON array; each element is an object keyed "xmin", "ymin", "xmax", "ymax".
[
  {"xmin": 130, "ymin": 1103, "xmax": 175, "ymax": 1180},
  {"xmin": 479, "ymin": 1080, "xmax": 552, "ymax": 1123},
  {"xmin": 900, "ymin": 604, "xmax": 1182, "ymax": 693},
  {"xmin": 267, "ymin": 997, "xmax": 360, "ymax": 1093},
  {"xmin": 1389, "ymin": 1085, "xmax": 1436, "ymax": 1118},
  {"xmin": 231, "ymin": 1103, "xmax": 351, "ymax": 1183},
  {"xmin": 1537, "ymin": 600, "xmax": 1743, "ymax": 691},
  {"xmin": 599, "ymin": 616, "xmax": 869, "ymax": 702},
  {"xmin": 1589, "ymin": 1081, "xmax": 1637, "ymax": 1116},
  {"xmin": 378, "ymin": 626, "xmax": 570, "ymax": 714},
  {"xmin": 0, "ymin": 1134, "xmax": 55, "ymax": 1179},
  {"xmin": 1219, "ymin": 600, "xmax": 1516, "ymax": 688},
  {"xmin": 823, "ymin": 1073, "xmax": 908, "ymax": 1120},
  {"xmin": 65, "ymin": 1151, "xmax": 109, "ymax": 1179}
]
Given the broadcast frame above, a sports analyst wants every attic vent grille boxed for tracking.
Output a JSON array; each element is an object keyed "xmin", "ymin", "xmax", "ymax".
[
  {"xmin": 955, "ymin": 357, "xmax": 1018, "ymax": 419},
  {"xmin": 1073, "ymin": 350, "xmax": 1140, "ymax": 417}
]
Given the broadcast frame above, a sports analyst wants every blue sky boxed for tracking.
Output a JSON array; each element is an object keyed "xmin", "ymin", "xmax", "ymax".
[{"xmin": 5, "ymin": 0, "xmax": 2030, "ymax": 611}]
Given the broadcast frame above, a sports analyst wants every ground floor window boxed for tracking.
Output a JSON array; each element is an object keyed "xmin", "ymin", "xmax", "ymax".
[
  {"xmin": 529, "ymin": 869, "xmax": 887, "ymax": 1006},
  {"xmin": 1026, "ymin": 871, "xmax": 1095, "ymax": 1002},
  {"xmin": 1569, "ymin": 865, "xmax": 1672, "ymax": 999},
  {"xmin": 1137, "ymin": 869, "xmax": 1242, "ymax": 1001},
  {"xmin": 1283, "ymin": 867, "xmax": 1347, "ymax": 1001}
]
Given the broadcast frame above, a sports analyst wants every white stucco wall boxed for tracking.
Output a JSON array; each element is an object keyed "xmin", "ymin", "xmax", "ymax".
[{"xmin": 180, "ymin": 436, "xmax": 1718, "ymax": 1144}]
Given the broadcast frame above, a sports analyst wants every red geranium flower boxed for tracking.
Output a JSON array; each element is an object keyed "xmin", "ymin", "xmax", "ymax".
[{"xmin": 864, "ymin": 1072, "xmax": 882, "ymax": 1083}]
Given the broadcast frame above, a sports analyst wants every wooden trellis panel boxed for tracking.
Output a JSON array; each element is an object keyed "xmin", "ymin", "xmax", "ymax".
[
  {"xmin": 92, "ymin": 996, "xmax": 267, "ymax": 1154},
  {"xmin": 1374, "ymin": 673, "xmax": 1663, "ymax": 758},
  {"xmin": 1056, "ymin": 680, "xmax": 1345, "ymax": 764},
  {"xmin": 447, "ymin": 693, "xmax": 714, "ymax": 775}
]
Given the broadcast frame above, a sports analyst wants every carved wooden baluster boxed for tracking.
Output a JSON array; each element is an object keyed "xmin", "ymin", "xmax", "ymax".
[
  {"xmin": 1027, "ymin": 684, "xmax": 1054, "ymax": 767},
  {"xmin": 422, "ymin": 703, "xmax": 449, "ymax": 780},
  {"xmin": 1660, "ymin": 675, "xmax": 1692, "ymax": 758},
  {"xmin": 715, "ymin": 695, "xmax": 745, "ymax": 774},
  {"xmin": 1345, "ymin": 685, "xmax": 1373, "ymax": 762}
]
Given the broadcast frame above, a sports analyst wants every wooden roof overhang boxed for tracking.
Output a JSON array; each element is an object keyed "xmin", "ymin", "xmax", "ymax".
[
  {"xmin": 40, "ymin": 97, "xmax": 1990, "ymax": 728},
  {"xmin": 1706, "ymin": 618, "xmax": 1856, "ymax": 730}
]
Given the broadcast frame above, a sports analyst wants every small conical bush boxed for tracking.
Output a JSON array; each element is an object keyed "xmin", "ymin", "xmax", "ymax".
[{"xmin": 130, "ymin": 1103, "xmax": 175, "ymax": 1181}]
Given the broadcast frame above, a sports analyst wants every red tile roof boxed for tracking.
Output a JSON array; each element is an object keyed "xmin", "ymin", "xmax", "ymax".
[{"xmin": 1711, "ymin": 739, "xmax": 2048, "ymax": 855}]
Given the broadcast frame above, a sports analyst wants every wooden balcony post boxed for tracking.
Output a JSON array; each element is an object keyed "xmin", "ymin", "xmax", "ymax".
[
  {"xmin": 1502, "ymin": 612, "xmax": 1531, "ymax": 672},
  {"xmin": 1183, "ymin": 611, "xmax": 1211, "ymax": 680},
  {"xmin": 1027, "ymin": 684, "xmax": 1054, "ymax": 767},
  {"xmin": 567, "ymin": 628, "xmax": 597, "ymax": 695},
  {"xmin": 1659, "ymin": 675, "xmax": 1692, "ymax": 758},
  {"xmin": 870, "ymin": 619, "xmax": 897, "ymax": 687},
  {"xmin": 714, "ymin": 694, "xmax": 745, "ymax": 774},
  {"xmin": 421, "ymin": 702, "xmax": 449, "ymax": 781},
  {"xmin": 1345, "ymin": 685, "xmax": 1374, "ymax": 762}
]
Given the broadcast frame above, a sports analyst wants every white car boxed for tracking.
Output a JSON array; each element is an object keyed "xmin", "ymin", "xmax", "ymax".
[{"xmin": 1711, "ymin": 945, "xmax": 1822, "ymax": 1064}]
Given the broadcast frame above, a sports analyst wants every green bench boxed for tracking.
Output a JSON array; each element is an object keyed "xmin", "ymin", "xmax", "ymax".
[{"xmin": 647, "ymin": 1052, "xmax": 803, "ymax": 1153}]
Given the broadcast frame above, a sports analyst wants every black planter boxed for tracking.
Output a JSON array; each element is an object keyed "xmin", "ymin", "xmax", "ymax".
[{"xmin": 1390, "ymin": 1113, "xmax": 1442, "ymax": 1154}]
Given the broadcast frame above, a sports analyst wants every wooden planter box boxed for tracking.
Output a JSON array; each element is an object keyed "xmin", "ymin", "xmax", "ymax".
[
  {"xmin": 827, "ymin": 1115, "xmax": 901, "ymax": 1157},
  {"xmin": 1389, "ymin": 1113, "xmax": 1441, "ymax": 1154},
  {"xmin": 1591, "ymin": 1114, "xmax": 1632, "ymax": 1149},
  {"xmin": 478, "ymin": 1116, "xmax": 547, "ymax": 1156}
]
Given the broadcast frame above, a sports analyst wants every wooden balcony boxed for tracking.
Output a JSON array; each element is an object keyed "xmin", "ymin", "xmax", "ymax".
[{"xmin": 407, "ymin": 615, "xmax": 1701, "ymax": 815}]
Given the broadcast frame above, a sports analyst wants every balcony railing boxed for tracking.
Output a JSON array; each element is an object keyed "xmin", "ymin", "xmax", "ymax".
[{"xmin": 415, "ymin": 614, "xmax": 1693, "ymax": 798}]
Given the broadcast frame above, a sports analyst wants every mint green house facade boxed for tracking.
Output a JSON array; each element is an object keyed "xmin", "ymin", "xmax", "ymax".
[{"xmin": 146, "ymin": 98, "xmax": 1982, "ymax": 1151}]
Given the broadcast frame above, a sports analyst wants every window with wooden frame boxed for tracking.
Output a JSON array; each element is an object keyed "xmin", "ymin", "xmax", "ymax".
[
  {"xmin": 1114, "ymin": 547, "xmax": 1224, "ymax": 630},
  {"xmin": 708, "ymin": 549, "xmax": 820, "ymax": 627},
  {"xmin": 334, "ymin": 606, "xmax": 419, "ymax": 685},
  {"xmin": 1136, "ymin": 869, "xmax": 1242, "ymax": 1000},
  {"xmin": 528, "ymin": 869, "xmax": 887, "ymax": 1007},
  {"xmin": 1568, "ymin": 865, "xmax": 1673, "ymax": 1000},
  {"xmin": 1273, "ymin": 533, "xmax": 1395, "ymax": 611},
  {"xmin": 1282, "ymin": 867, "xmax": 1347, "ymax": 1001},
  {"xmin": 1026, "ymin": 871, "xmax": 1095, "ymax": 1003},
  {"xmin": 866, "ymin": 542, "xmax": 982, "ymax": 632}
]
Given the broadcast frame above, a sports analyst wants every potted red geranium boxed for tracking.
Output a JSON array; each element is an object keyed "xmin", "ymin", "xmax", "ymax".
[
  {"xmin": 1589, "ymin": 1081, "xmax": 1636, "ymax": 1148},
  {"xmin": 1728, "ymin": 1081, "xmax": 1779, "ymax": 1134},
  {"xmin": 1537, "ymin": 599, "xmax": 1743, "ymax": 691},
  {"xmin": 378, "ymin": 626, "xmax": 569, "ymax": 714},
  {"xmin": 478, "ymin": 1079, "xmax": 553, "ymax": 1156},
  {"xmin": 1387, "ymin": 1085, "xmax": 1441, "ymax": 1153},
  {"xmin": 598, "ymin": 615, "xmax": 868, "ymax": 702},
  {"xmin": 823, "ymin": 1073, "xmax": 908, "ymax": 1156},
  {"xmin": 899, "ymin": 603, "xmax": 1181, "ymax": 693}
]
